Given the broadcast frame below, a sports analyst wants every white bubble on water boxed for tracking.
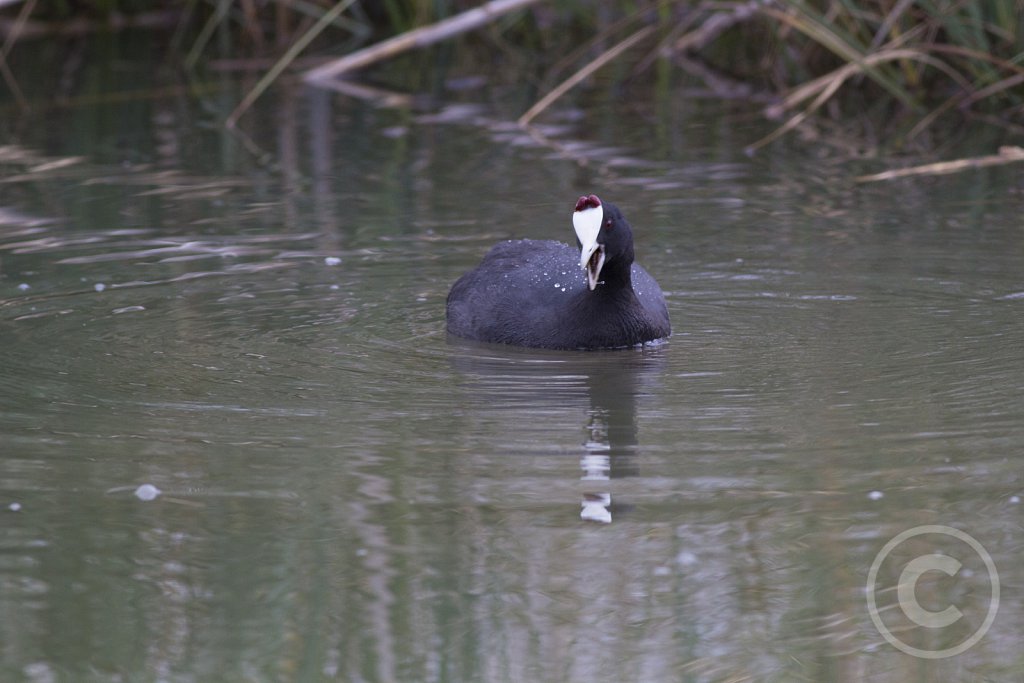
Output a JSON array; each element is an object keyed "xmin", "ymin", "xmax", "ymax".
[
  {"xmin": 134, "ymin": 484, "xmax": 161, "ymax": 501},
  {"xmin": 676, "ymin": 551, "xmax": 698, "ymax": 566}
]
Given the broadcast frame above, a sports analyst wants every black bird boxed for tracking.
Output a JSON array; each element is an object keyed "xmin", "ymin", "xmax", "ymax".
[{"xmin": 446, "ymin": 195, "xmax": 670, "ymax": 350}]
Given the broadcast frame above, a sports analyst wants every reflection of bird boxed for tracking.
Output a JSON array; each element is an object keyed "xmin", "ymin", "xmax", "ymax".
[
  {"xmin": 448, "ymin": 343, "xmax": 665, "ymax": 524},
  {"xmin": 446, "ymin": 195, "xmax": 670, "ymax": 350}
]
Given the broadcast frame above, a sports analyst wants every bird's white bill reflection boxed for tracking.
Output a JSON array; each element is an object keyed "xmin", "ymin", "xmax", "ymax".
[{"xmin": 580, "ymin": 452, "xmax": 611, "ymax": 523}]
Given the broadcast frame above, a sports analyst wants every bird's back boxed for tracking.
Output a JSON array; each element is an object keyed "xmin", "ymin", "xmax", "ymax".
[
  {"xmin": 446, "ymin": 240, "xmax": 583, "ymax": 345},
  {"xmin": 446, "ymin": 238, "xmax": 670, "ymax": 349}
]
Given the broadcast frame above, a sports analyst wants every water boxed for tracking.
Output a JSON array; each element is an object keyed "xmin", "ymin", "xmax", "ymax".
[{"xmin": 2, "ymin": 34, "xmax": 1023, "ymax": 683}]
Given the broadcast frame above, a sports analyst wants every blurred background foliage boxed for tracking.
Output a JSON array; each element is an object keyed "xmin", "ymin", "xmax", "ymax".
[{"xmin": 1, "ymin": 0, "xmax": 1022, "ymax": 148}]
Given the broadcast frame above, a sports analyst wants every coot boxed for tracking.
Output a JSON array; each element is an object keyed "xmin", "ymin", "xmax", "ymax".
[{"xmin": 446, "ymin": 195, "xmax": 671, "ymax": 350}]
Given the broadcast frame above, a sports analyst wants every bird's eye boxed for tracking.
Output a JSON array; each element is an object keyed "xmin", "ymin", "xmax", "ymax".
[{"xmin": 605, "ymin": 218, "xmax": 613, "ymax": 228}]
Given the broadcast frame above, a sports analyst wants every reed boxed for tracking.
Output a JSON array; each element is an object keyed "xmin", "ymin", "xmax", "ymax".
[{"xmin": 2, "ymin": 0, "xmax": 1020, "ymax": 146}]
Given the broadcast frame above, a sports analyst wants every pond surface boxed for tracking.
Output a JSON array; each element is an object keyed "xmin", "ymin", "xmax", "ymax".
[{"xmin": 1, "ymin": 33, "xmax": 1023, "ymax": 683}]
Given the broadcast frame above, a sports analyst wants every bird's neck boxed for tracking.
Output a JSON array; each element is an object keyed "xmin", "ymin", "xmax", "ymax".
[{"xmin": 595, "ymin": 257, "xmax": 633, "ymax": 292}]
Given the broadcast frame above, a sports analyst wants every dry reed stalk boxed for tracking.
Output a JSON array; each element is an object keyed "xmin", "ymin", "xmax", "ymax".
[
  {"xmin": 518, "ymin": 25, "xmax": 655, "ymax": 127},
  {"xmin": 674, "ymin": 0, "xmax": 770, "ymax": 53},
  {"xmin": 757, "ymin": 4, "xmax": 915, "ymax": 109},
  {"xmin": 303, "ymin": 0, "xmax": 542, "ymax": 84},
  {"xmin": 855, "ymin": 146, "xmax": 1024, "ymax": 182},
  {"xmin": 0, "ymin": 0, "xmax": 34, "ymax": 109},
  {"xmin": 226, "ymin": 0, "xmax": 358, "ymax": 127},
  {"xmin": 748, "ymin": 48, "xmax": 972, "ymax": 152}
]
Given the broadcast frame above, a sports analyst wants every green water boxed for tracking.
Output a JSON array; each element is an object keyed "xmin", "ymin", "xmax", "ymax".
[{"xmin": 1, "ymin": 33, "xmax": 1022, "ymax": 683}]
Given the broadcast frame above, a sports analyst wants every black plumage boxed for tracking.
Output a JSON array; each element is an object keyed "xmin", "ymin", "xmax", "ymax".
[{"xmin": 446, "ymin": 197, "xmax": 670, "ymax": 350}]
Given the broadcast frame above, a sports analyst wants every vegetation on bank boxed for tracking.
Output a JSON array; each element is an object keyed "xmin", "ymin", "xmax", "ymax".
[{"xmin": 1, "ymin": 1, "xmax": 1022, "ymax": 150}]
